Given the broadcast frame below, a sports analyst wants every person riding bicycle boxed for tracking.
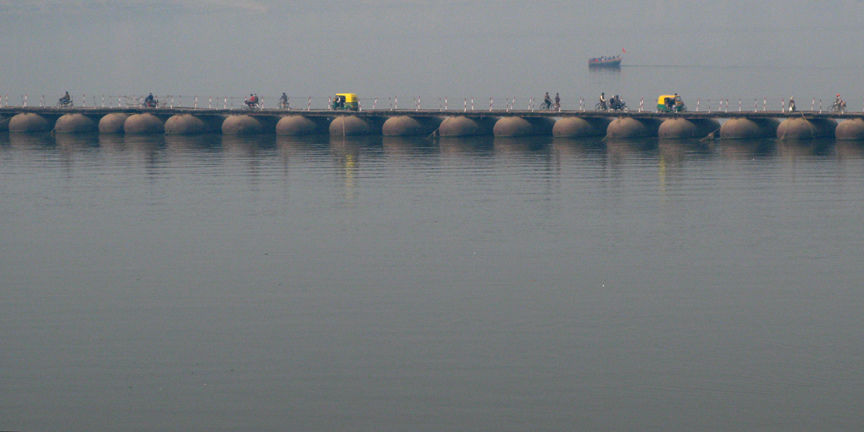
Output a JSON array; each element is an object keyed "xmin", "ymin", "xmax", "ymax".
[
  {"xmin": 598, "ymin": 92, "xmax": 607, "ymax": 110},
  {"xmin": 59, "ymin": 91, "xmax": 72, "ymax": 106},
  {"xmin": 834, "ymin": 94, "xmax": 846, "ymax": 112},
  {"xmin": 144, "ymin": 92, "xmax": 156, "ymax": 107},
  {"xmin": 543, "ymin": 92, "xmax": 552, "ymax": 110},
  {"xmin": 788, "ymin": 96, "xmax": 796, "ymax": 113},
  {"xmin": 246, "ymin": 93, "xmax": 259, "ymax": 108},
  {"xmin": 610, "ymin": 94, "xmax": 624, "ymax": 110},
  {"xmin": 279, "ymin": 92, "xmax": 288, "ymax": 109}
]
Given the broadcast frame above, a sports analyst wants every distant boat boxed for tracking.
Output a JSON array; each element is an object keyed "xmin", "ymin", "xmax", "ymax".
[{"xmin": 588, "ymin": 55, "xmax": 622, "ymax": 68}]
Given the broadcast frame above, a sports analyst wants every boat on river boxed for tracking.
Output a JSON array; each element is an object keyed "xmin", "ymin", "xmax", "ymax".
[{"xmin": 588, "ymin": 55, "xmax": 622, "ymax": 68}]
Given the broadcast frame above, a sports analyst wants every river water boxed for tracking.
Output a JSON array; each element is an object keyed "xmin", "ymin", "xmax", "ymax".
[{"xmin": 1, "ymin": 131, "xmax": 863, "ymax": 431}]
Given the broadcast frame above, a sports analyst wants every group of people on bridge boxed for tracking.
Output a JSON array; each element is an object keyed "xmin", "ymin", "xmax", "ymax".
[
  {"xmin": 542, "ymin": 92, "xmax": 561, "ymax": 111},
  {"xmin": 786, "ymin": 94, "xmax": 846, "ymax": 113}
]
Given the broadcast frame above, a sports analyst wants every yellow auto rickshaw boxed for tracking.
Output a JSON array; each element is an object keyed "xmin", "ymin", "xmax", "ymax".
[
  {"xmin": 657, "ymin": 94, "xmax": 686, "ymax": 112},
  {"xmin": 332, "ymin": 93, "xmax": 359, "ymax": 111}
]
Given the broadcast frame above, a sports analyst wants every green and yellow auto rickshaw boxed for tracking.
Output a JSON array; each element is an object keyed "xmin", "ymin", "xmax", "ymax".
[
  {"xmin": 332, "ymin": 93, "xmax": 359, "ymax": 111},
  {"xmin": 657, "ymin": 94, "xmax": 686, "ymax": 112}
]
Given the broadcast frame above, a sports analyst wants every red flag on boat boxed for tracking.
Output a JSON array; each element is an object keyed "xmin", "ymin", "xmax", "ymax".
[{"xmin": 622, "ymin": 48, "xmax": 626, "ymax": 53}]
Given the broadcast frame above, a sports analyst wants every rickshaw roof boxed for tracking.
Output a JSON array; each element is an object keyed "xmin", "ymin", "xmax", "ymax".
[
  {"xmin": 336, "ymin": 93, "xmax": 357, "ymax": 102},
  {"xmin": 657, "ymin": 94, "xmax": 678, "ymax": 103}
]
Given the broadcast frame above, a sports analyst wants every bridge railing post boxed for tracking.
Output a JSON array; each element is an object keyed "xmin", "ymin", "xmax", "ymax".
[
  {"xmin": 707, "ymin": 98, "xmax": 711, "ymax": 113},
  {"xmin": 579, "ymin": 97, "xmax": 584, "ymax": 112},
  {"xmin": 223, "ymin": 97, "xmax": 227, "ymax": 109},
  {"xmin": 464, "ymin": 98, "xmax": 467, "ymax": 112},
  {"xmin": 307, "ymin": 97, "xmax": 312, "ymax": 111},
  {"xmin": 529, "ymin": 96, "xmax": 534, "ymax": 112},
  {"xmin": 329, "ymin": 96, "xmax": 333, "ymax": 111},
  {"xmin": 639, "ymin": 97, "xmax": 643, "ymax": 113},
  {"xmin": 737, "ymin": 99, "xmax": 741, "ymax": 112},
  {"xmin": 40, "ymin": 95, "xmax": 45, "ymax": 107},
  {"xmin": 471, "ymin": 98, "xmax": 475, "ymax": 111},
  {"xmin": 753, "ymin": 98, "xmax": 758, "ymax": 112},
  {"xmin": 696, "ymin": 98, "xmax": 700, "ymax": 112},
  {"xmin": 373, "ymin": 97, "xmax": 378, "ymax": 110},
  {"xmin": 819, "ymin": 98, "xmax": 823, "ymax": 113},
  {"xmin": 725, "ymin": 99, "xmax": 729, "ymax": 113},
  {"xmin": 763, "ymin": 97, "xmax": 767, "ymax": 112},
  {"xmin": 23, "ymin": 94, "xmax": 28, "ymax": 107},
  {"xmin": 489, "ymin": 96, "xmax": 493, "ymax": 112},
  {"xmin": 811, "ymin": 98, "xmax": 815, "ymax": 112},
  {"xmin": 444, "ymin": 97, "xmax": 448, "ymax": 111}
]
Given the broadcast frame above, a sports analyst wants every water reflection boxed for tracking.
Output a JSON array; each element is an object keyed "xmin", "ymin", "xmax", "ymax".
[
  {"xmin": 220, "ymin": 134, "xmax": 275, "ymax": 156},
  {"xmin": 438, "ymin": 136, "xmax": 494, "ymax": 157},
  {"xmin": 658, "ymin": 140, "xmax": 711, "ymax": 166},
  {"xmin": 776, "ymin": 139, "xmax": 834, "ymax": 158},
  {"xmin": 835, "ymin": 141, "xmax": 864, "ymax": 159},
  {"xmin": 163, "ymin": 134, "xmax": 220, "ymax": 152},
  {"xmin": 97, "ymin": 134, "xmax": 128, "ymax": 152},
  {"xmin": 714, "ymin": 139, "xmax": 775, "ymax": 159},
  {"xmin": 381, "ymin": 136, "xmax": 438, "ymax": 157},
  {"xmin": 493, "ymin": 136, "xmax": 552, "ymax": 154},
  {"xmin": 605, "ymin": 138, "xmax": 657, "ymax": 163},
  {"xmin": 8, "ymin": 132, "xmax": 53, "ymax": 149},
  {"xmin": 54, "ymin": 133, "xmax": 99, "ymax": 150},
  {"xmin": 329, "ymin": 136, "xmax": 369, "ymax": 203}
]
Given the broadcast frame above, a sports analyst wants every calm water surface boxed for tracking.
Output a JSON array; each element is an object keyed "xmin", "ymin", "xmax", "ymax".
[{"xmin": 2, "ymin": 132, "xmax": 863, "ymax": 431}]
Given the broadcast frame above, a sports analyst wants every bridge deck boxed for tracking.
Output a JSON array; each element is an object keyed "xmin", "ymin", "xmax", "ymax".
[{"xmin": 1, "ymin": 106, "xmax": 861, "ymax": 120}]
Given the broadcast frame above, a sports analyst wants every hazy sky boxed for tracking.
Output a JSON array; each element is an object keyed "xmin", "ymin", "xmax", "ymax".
[{"xmin": 2, "ymin": 0, "xmax": 864, "ymax": 105}]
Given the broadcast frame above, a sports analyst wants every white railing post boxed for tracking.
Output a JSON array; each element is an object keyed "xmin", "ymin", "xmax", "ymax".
[
  {"xmin": 753, "ymin": 99, "xmax": 758, "ymax": 112},
  {"xmin": 579, "ymin": 97, "xmax": 584, "ymax": 112},
  {"xmin": 763, "ymin": 97, "xmax": 767, "ymax": 112},
  {"xmin": 194, "ymin": 96, "xmax": 198, "ymax": 109},
  {"xmin": 40, "ymin": 95, "xmax": 45, "ymax": 107},
  {"xmin": 489, "ymin": 96, "xmax": 493, "ymax": 111},
  {"xmin": 811, "ymin": 98, "xmax": 815, "ymax": 111},
  {"xmin": 23, "ymin": 94, "xmax": 28, "ymax": 107},
  {"xmin": 464, "ymin": 98, "xmax": 467, "ymax": 112},
  {"xmin": 444, "ymin": 97, "xmax": 448, "ymax": 111},
  {"xmin": 394, "ymin": 96, "xmax": 398, "ymax": 110},
  {"xmin": 328, "ymin": 96, "xmax": 333, "ymax": 110},
  {"xmin": 471, "ymin": 98, "xmax": 475, "ymax": 111},
  {"xmin": 307, "ymin": 97, "xmax": 311, "ymax": 111},
  {"xmin": 818, "ymin": 98, "xmax": 822, "ymax": 113},
  {"xmin": 223, "ymin": 97, "xmax": 228, "ymax": 109},
  {"xmin": 738, "ymin": 99, "xmax": 741, "ymax": 112},
  {"xmin": 696, "ymin": 98, "xmax": 700, "ymax": 112},
  {"xmin": 639, "ymin": 97, "xmax": 644, "ymax": 112}
]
